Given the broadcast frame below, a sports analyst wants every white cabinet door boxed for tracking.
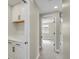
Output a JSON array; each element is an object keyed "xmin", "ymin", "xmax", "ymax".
[
  {"xmin": 8, "ymin": 42, "xmax": 15, "ymax": 59},
  {"xmin": 15, "ymin": 43, "xmax": 28, "ymax": 59}
]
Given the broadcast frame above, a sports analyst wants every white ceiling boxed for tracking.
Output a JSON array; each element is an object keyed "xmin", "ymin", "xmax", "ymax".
[
  {"xmin": 8, "ymin": 0, "xmax": 22, "ymax": 6},
  {"xmin": 8, "ymin": 0, "xmax": 62, "ymax": 13},
  {"xmin": 35, "ymin": 0, "xmax": 62, "ymax": 14}
]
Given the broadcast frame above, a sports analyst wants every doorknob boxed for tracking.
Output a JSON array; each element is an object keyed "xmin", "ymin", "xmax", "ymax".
[
  {"xmin": 24, "ymin": 42, "xmax": 28, "ymax": 45},
  {"xmin": 53, "ymin": 32, "xmax": 56, "ymax": 35}
]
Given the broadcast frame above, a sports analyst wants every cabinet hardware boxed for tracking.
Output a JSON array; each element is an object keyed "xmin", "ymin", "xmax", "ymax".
[
  {"xmin": 16, "ymin": 44, "xmax": 20, "ymax": 46},
  {"xmin": 12, "ymin": 47, "xmax": 15, "ymax": 52},
  {"xmin": 24, "ymin": 42, "xmax": 28, "ymax": 44}
]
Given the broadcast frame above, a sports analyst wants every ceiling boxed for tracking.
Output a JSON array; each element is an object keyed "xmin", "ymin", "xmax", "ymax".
[
  {"xmin": 8, "ymin": 0, "xmax": 22, "ymax": 6},
  {"xmin": 8, "ymin": 0, "xmax": 62, "ymax": 13},
  {"xmin": 35, "ymin": 0, "xmax": 62, "ymax": 14}
]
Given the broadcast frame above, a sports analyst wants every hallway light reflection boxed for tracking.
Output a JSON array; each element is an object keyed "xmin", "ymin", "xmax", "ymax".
[{"xmin": 42, "ymin": 40, "xmax": 51, "ymax": 44}]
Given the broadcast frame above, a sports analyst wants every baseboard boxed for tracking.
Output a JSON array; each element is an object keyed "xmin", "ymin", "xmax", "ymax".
[{"xmin": 36, "ymin": 53, "xmax": 40, "ymax": 59}]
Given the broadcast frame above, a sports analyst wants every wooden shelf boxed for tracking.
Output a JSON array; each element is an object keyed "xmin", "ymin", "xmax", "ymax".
[{"xmin": 13, "ymin": 20, "xmax": 24, "ymax": 23}]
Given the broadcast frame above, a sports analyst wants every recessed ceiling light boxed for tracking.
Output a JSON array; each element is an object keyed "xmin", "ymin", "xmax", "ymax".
[{"xmin": 54, "ymin": 6, "xmax": 58, "ymax": 9}]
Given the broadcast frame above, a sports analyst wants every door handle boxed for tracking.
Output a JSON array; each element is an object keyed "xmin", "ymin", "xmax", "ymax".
[
  {"xmin": 24, "ymin": 42, "xmax": 28, "ymax": 45},
  {"xmin": 16, "ymin": 44, "xmax": 20, "ymax": 46},
  {"xmin": 12, "ymin": 47, "xmax": 15, "ymax": 52},
  {"xmin": 53, "ymin": 32, "xmax": 56, "ymax": 35}
]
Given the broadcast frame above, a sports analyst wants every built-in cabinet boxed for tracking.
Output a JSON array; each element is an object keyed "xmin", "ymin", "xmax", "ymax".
[
  {"xmin": 12, "ymin": 3, "xmax": 28, "ymax": 23},
  {"xmin": 8, "ymin": 40, "xmax": 27, "ymax": 59},
  {"xmin": 8, "ymin": 0, "xmax": 30, "ymax": 59},
  {"xmin": 8, "ymin": 0, "xmax": 39, "ymax": 59},
  {"xmin": 8, "ymin": 1, "xmax": 29, "ymax": 42}
]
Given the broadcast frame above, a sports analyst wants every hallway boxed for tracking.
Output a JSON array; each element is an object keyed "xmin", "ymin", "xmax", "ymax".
[{"xmin": 39, "ymin": 40, "xmax": 63, "ymax": 59}]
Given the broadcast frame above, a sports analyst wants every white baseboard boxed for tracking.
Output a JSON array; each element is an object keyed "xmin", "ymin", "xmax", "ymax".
[{"xmin": 36, "ymin": 53, "xmax": 40, "ymax": 59}]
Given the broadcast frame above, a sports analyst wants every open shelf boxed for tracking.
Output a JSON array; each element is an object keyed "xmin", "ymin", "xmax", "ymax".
[{"xmin": 13, "ymin": 20, "xmax": 24, "ymax": 23}]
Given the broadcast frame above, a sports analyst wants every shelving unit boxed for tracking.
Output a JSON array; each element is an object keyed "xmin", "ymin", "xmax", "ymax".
[
  {"xmin": 8, "ymin": 0, "xmax": 40, "ymax": 59},
  {"xmin": 8, "ymin": 1, "xmax": 28, "ymax": 42},
  {"xmin": 13, "ymin": 20, "xmax": 24, "ymax": 23}
]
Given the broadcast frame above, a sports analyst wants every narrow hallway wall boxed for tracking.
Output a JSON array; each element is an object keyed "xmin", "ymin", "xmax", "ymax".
[
  {"xmin": 30, "ymin": 1, "xmax": 40, "ymax": 59},
  {"xmin": 62, "ymin": 0, "xmax": 70, "ymax": 59},
  {"xmin": 8, "ymin": 5, "xmax": 17, "ymax": 38}
]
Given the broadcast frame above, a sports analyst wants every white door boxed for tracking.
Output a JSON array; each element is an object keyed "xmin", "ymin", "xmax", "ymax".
[
  {"xmin": 15, "ymin": 42, "xmax": 28, "ymax": 59},
  {"xmin": 8, "ymin": 42, "xmax": 15, "ymax": 59}
]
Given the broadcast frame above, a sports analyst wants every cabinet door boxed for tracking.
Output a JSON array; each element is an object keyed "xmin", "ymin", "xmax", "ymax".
[
  {"xmin": 8, "ymin": 42, "xmax": 15, "ymax": 59},
  {"xmin": 15, "ymin": 43, "xmax": 28, "ymax": 59}
]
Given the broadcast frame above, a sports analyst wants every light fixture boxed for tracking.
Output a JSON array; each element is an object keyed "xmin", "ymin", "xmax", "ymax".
[{"xmin": 54, "ymin": 6, "xmax": 58, "ymax": 9}]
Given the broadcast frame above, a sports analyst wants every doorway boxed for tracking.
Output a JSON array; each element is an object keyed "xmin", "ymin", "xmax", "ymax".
[{"xmin": 39, "ymin": 12, "xmax": 63, "ymax": 59}]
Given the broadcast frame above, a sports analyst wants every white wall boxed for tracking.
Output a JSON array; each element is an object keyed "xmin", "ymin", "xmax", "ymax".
[
  {"xmin": 8, "ymin": 5, "xmax": 12, "ymax": 18},
  {"xmin": 8, "ymin": 2, "xmax": 30, "ymax": 59},
  {"xmin": 62, "ymin": 0, "xmax": 70, "ymax": 59},
  {"xmin": 12, "ymin": 3, "xmax": 28, "ymax": 21},
  {"xmin": 30, "ymin": 1, "xmax": 40, "ymax": 59},
  {"xmin": 8, "ymin": 3, "xmax": 28, "ymax": 42},
  {"xmin": 8, "ymin": 5, "xmax": 17, "ymax": 38}
]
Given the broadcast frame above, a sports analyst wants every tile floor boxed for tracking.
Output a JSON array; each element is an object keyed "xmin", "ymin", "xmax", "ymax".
[{"xmin": 38, "ymin": 40, "xmax": 63, "ymax": 59}]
